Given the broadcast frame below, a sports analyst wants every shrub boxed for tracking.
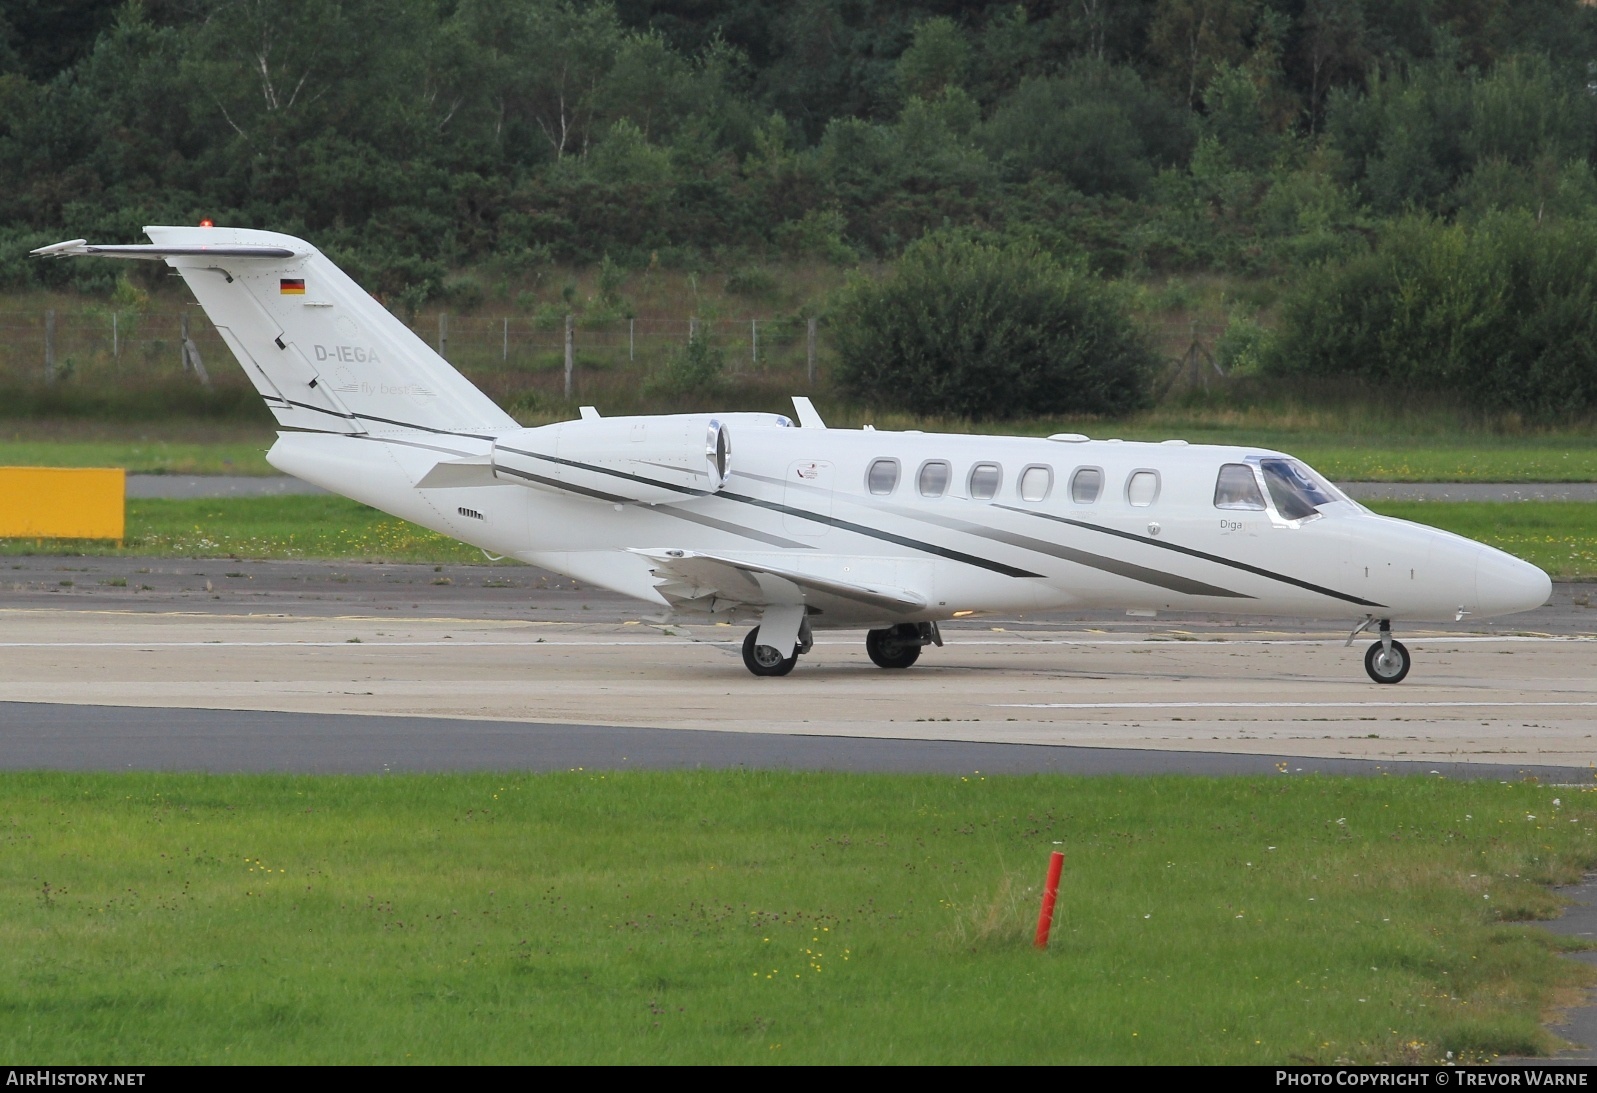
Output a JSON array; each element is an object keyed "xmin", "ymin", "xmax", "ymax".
[
  {"xmin": 645, "ymin": 331, "xmax": 726, "ymax": 398},
  {"xmin": 832, "ymin": 232, "xmax": 1156, "ymax": 420},
  {"xmin": 1266, "ymin": 212, "xmax": 1597, "ymax": 419}
]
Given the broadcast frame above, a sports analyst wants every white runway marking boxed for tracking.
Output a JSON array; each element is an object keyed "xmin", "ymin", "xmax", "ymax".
[{"xmin": 997, "ymin": 700, "xmax": 1597, "ymax": 710}]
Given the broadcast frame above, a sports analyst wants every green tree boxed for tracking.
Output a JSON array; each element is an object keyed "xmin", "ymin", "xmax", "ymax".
[
  {"xmin": 833, "ymin": 231, "xmax": 1156, "ymax": 420},
  {"xmin": 895, "ymin": 16, "xmax": 969, "ymax": 101},
  {"xmin": 1267, "ymin": 212, "xmax": 1597, "ymax": 418}
]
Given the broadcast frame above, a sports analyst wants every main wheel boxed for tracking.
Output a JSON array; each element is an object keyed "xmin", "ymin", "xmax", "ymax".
[
  {"xmin": 1364, "ymin": 639, "xmax": 1411, "ymax": 684},
  {"xmin": 742, "ymin": 628, "xmax": 797, "ymax": 677},
  {"xmin": 865, "ymin": 626, "xmax": 922, "ymax": 669}
]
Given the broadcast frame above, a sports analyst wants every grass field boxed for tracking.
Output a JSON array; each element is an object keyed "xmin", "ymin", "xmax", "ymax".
[
  {"xmin": 0, "ymin": 495, "xmax": 496, "ymax": 565},
  {"xmin": 1, "ymin": 772, "xmax": 1591, "ymax": 1064},
  {"xmin": 0, "ymin": 422, "xmax": 275, "ymax": 476},
  {"xmin": 2, "ymin": 496, "xmax": 1591, "ymax": 579}
]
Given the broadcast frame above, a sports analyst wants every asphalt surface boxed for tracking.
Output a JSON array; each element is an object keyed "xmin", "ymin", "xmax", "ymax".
[{"xmin": 6, "ymin": 699, "xmax": 1591, "ymax": 780}]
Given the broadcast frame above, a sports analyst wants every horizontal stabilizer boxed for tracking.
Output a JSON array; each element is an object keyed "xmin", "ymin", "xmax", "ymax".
[
  {"xmin": 415, "ymin": 456, "xmax": 502, "ymax": 489},
  {"xmin": 32, "ymin": 240, "xmax": 297, "ymax": 259},
  {"xmin": 632, "ymin": 548, "xmax": 926, "ymax": 614}
]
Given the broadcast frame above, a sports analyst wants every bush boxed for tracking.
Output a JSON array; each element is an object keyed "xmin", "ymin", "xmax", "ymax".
[
  {"xmin": 645, "ymin": 332, "xmax": 726, "ymax": 398},
  {"xmin": 1266, "ymin": 212, "xmax": 1597, "ymax": 419},
  {"xmin": 831, "ymin": 232, "xmax": 1156, "ymax": 420}
]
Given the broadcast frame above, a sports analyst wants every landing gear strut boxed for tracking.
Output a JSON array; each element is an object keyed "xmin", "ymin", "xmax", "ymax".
[
  {"xmin": 865, "ymin": 623, "xmax": 940, "ymax": 670},
  {"xmin": 1362, "ymin": 618, "xmax": 1411, "ymax": 684}
]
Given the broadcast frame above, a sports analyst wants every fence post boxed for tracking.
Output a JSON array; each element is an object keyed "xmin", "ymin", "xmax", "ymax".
[
  {"xmin": 806, "ymin": 317, "xmax": 817, "ymax": 386},
  {"xmin": 564, "ymin": 312, "xmax": 574, "ymax": 400},
  {"xmin": 438, "ymin": 312, "xmax": 449, "ymax": 359},
  {"xmin": 44, "ymin": 309, "xmax": 55, "ymax": 382},
  {"xmin": 502, "ymin": 317, "xmax": 508, "ymax": 362},
  {"xmin": 688, "ymin": 316, "xmax": 698, "ymax": 344}
]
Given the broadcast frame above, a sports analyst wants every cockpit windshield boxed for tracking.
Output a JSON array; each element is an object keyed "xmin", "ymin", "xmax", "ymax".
[{"xmin": 1258, "ymin": 458, "xmax": 1344, "ymax": 521}]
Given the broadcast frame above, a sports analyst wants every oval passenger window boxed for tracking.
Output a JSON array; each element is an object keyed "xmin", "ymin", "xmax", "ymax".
[
  {"xmin": 968, "ymin": 463, "xmax": 1002, "ymax": 500},
  {"xmin": 1127, "ymin": 470, "xmax": 1160, "ymax": 507},
  {"xmin": 1019, "ymin": 465, "xmax": 1052, "ymax": 502},
  {"xmin": 1070, "ymin": 468, "xmax": 1102, "ymax": 504},
  {"xmin": 867, "ymin": 458, "xmax": 899, "ymax": 496},
  {"xmin": 918, "ymin": 461, "xmax": 950, "ymax": 497}
]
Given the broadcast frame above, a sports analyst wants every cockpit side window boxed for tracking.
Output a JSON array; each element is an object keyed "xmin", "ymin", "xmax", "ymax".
[
  {"xmin": 1259, "ymin": 458, "xmax": 1332, "ymax": 521},
  {"xmin": 1214, "ymin": 463, "xmax": 1266, "ymax": 510}
]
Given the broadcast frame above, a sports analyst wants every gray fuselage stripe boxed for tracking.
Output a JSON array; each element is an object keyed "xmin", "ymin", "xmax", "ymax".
[
  {"xmin": 497, "ymin": 447, "xmax": 1044, "ymax": 579},
  {"xmin": 738, "ymin": 471, "xmax": 1249, "ymax": 598},
  {"xmin": 994, "ymin": 504, "xmax": 1387, "ymax": 609}
]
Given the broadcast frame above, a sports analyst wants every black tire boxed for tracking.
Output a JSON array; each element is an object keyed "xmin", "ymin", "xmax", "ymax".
[
  {"xmin": 865, "ymin": 626, "xmax": 922, "ymax": 669},
  {"xmin": 1364, "ymin": 639, "xmax": 1411, "ymax": 684},
  {"xmin": 742, "ymin": 628, "xmax": 797, "ymax": 677}
]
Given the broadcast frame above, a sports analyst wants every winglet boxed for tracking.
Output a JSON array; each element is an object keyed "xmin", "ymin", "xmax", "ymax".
[
  {"xmin": 791, "ymin": 396, "xmax": 826, "ymax": 429},
  {"xmin": 579, "ymin": 406, "xmax": 601, "ymax": 420}
]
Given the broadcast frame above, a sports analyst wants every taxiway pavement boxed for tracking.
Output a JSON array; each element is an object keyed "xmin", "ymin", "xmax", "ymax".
[{"xmin": 1, "ymin": 556, "xmax": 1593, "ymax": 775}]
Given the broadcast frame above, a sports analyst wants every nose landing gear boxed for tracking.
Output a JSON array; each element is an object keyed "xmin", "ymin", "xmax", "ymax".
[{"xmin": 1358, "ymin": 618, "xmax": 1411, "ymax": 684}]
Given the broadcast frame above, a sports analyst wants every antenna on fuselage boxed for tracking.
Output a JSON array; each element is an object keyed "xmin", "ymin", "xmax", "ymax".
[{"xmin": 791, "ymin": 396, "xmax": 827, "ymax": 429}]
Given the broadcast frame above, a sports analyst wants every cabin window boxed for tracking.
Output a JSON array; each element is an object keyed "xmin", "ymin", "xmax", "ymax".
[
  {"xmin": 917, "ymin": 460, "xmax": 951, "ymax": 497},
  {"xmin": 1214, "ymin": 463, "xmax": 1266, "ymax": 510},
  {"xmin": 1070, "ymin": 467, "xmax": 1103, "ymax": 504},
  {"xmin": 1018, "ymin": 465, "xmax": 1053, "ymax": 502},
  {"xmin": 867, "ymin": 458, "xmax": 900, "ymax": 495},
  {"xmin": 1127, "ymin": 470, "xmax": 1160, "ymax": 507},
  {"xmin": 968, "ymin": 462, "xmax": 1002, "ymax": 500}
]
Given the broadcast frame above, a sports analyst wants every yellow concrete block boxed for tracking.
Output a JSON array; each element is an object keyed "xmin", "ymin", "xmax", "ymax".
[{"xmin": 0, "ymin": 467, "xmax": 125, "ymax": 540}]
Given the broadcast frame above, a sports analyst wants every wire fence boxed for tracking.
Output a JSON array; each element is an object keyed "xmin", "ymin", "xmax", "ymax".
[
  {"xmin": 0, "ymin": 309, "xmax": 827, "ymax": 401},
  {"xmin": 0, "ymin": 308, "xmax": 1229, "ymax": 408}
]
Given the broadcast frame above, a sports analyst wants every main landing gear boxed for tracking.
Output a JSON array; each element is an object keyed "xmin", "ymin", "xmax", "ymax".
[
  {"xmin": 740, "ymin": 621, "xmax": 944, "ymax": 676},
  {"xmin": 741, "ymin": 616, "xmax": 814, "ymax": 677},
  {"xmin": 865, "ymin": 623, "xmax": 942, "ymax": 670},
  {"xmin": 1350, "ymin": 617, "xmax": 1411, "ymax": 684}
]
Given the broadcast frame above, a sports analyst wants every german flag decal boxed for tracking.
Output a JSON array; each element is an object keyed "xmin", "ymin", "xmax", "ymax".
[{"xmin": 280, "ymin": 278, "xmax": 306, "ymax": 295}]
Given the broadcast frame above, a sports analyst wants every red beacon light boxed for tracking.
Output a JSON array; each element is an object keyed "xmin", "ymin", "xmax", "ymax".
[{"xmin": 199, "ymin": 219, "xmax": 214, "ymax": 228}]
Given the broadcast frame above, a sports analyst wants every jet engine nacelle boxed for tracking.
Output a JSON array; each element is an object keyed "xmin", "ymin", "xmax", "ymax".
[{"xmin": 491, "ymin": 413, "xmax": 787, "ymax": 504}]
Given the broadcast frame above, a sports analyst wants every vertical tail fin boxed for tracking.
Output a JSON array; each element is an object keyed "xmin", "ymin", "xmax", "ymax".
[{"xmin": 34, "ymin": 226, "xmax": 518, "ymax": 437}]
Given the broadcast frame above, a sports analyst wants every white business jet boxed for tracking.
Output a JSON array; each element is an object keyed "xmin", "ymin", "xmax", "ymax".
[{"xmin": 34, "ymin": 226, "xmax": 1552, "ymax": 682}]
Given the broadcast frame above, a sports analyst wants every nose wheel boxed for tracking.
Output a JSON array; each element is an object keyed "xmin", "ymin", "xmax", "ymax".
[{"xmin": 1360, "ymin": 618, "xmax": 1411, "ymax": 684}]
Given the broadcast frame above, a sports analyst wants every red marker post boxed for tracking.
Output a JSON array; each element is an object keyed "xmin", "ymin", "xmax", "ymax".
[{"xmin": 1034, "ymin": 850, "xmax": 1065, "ymax": 949}]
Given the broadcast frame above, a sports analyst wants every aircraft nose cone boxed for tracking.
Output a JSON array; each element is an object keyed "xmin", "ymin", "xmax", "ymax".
[{"xmin": 1474, "ymin": 546, "xmax": 1552, "ymax": 618}]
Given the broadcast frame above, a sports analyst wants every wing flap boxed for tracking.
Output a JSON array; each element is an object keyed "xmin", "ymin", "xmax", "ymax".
[{"xmin": 632, "ymin": 549, "xmax": 926, "ymax": 613}]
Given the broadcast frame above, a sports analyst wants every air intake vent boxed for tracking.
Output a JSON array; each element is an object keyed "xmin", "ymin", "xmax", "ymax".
[{"xmin": 457, "ymin": 507, "xmax": 484, "ymax": 521}]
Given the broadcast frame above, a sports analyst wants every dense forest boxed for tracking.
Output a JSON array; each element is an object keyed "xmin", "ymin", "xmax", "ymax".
[{"xmin": 6, "ymin": 1, "xmax": 1597, "ymax": 416}]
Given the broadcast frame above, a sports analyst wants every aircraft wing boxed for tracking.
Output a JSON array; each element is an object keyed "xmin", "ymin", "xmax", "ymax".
[{"xmin": 631, "ymin": 549, "xmax": 927, "ymax": 615}]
